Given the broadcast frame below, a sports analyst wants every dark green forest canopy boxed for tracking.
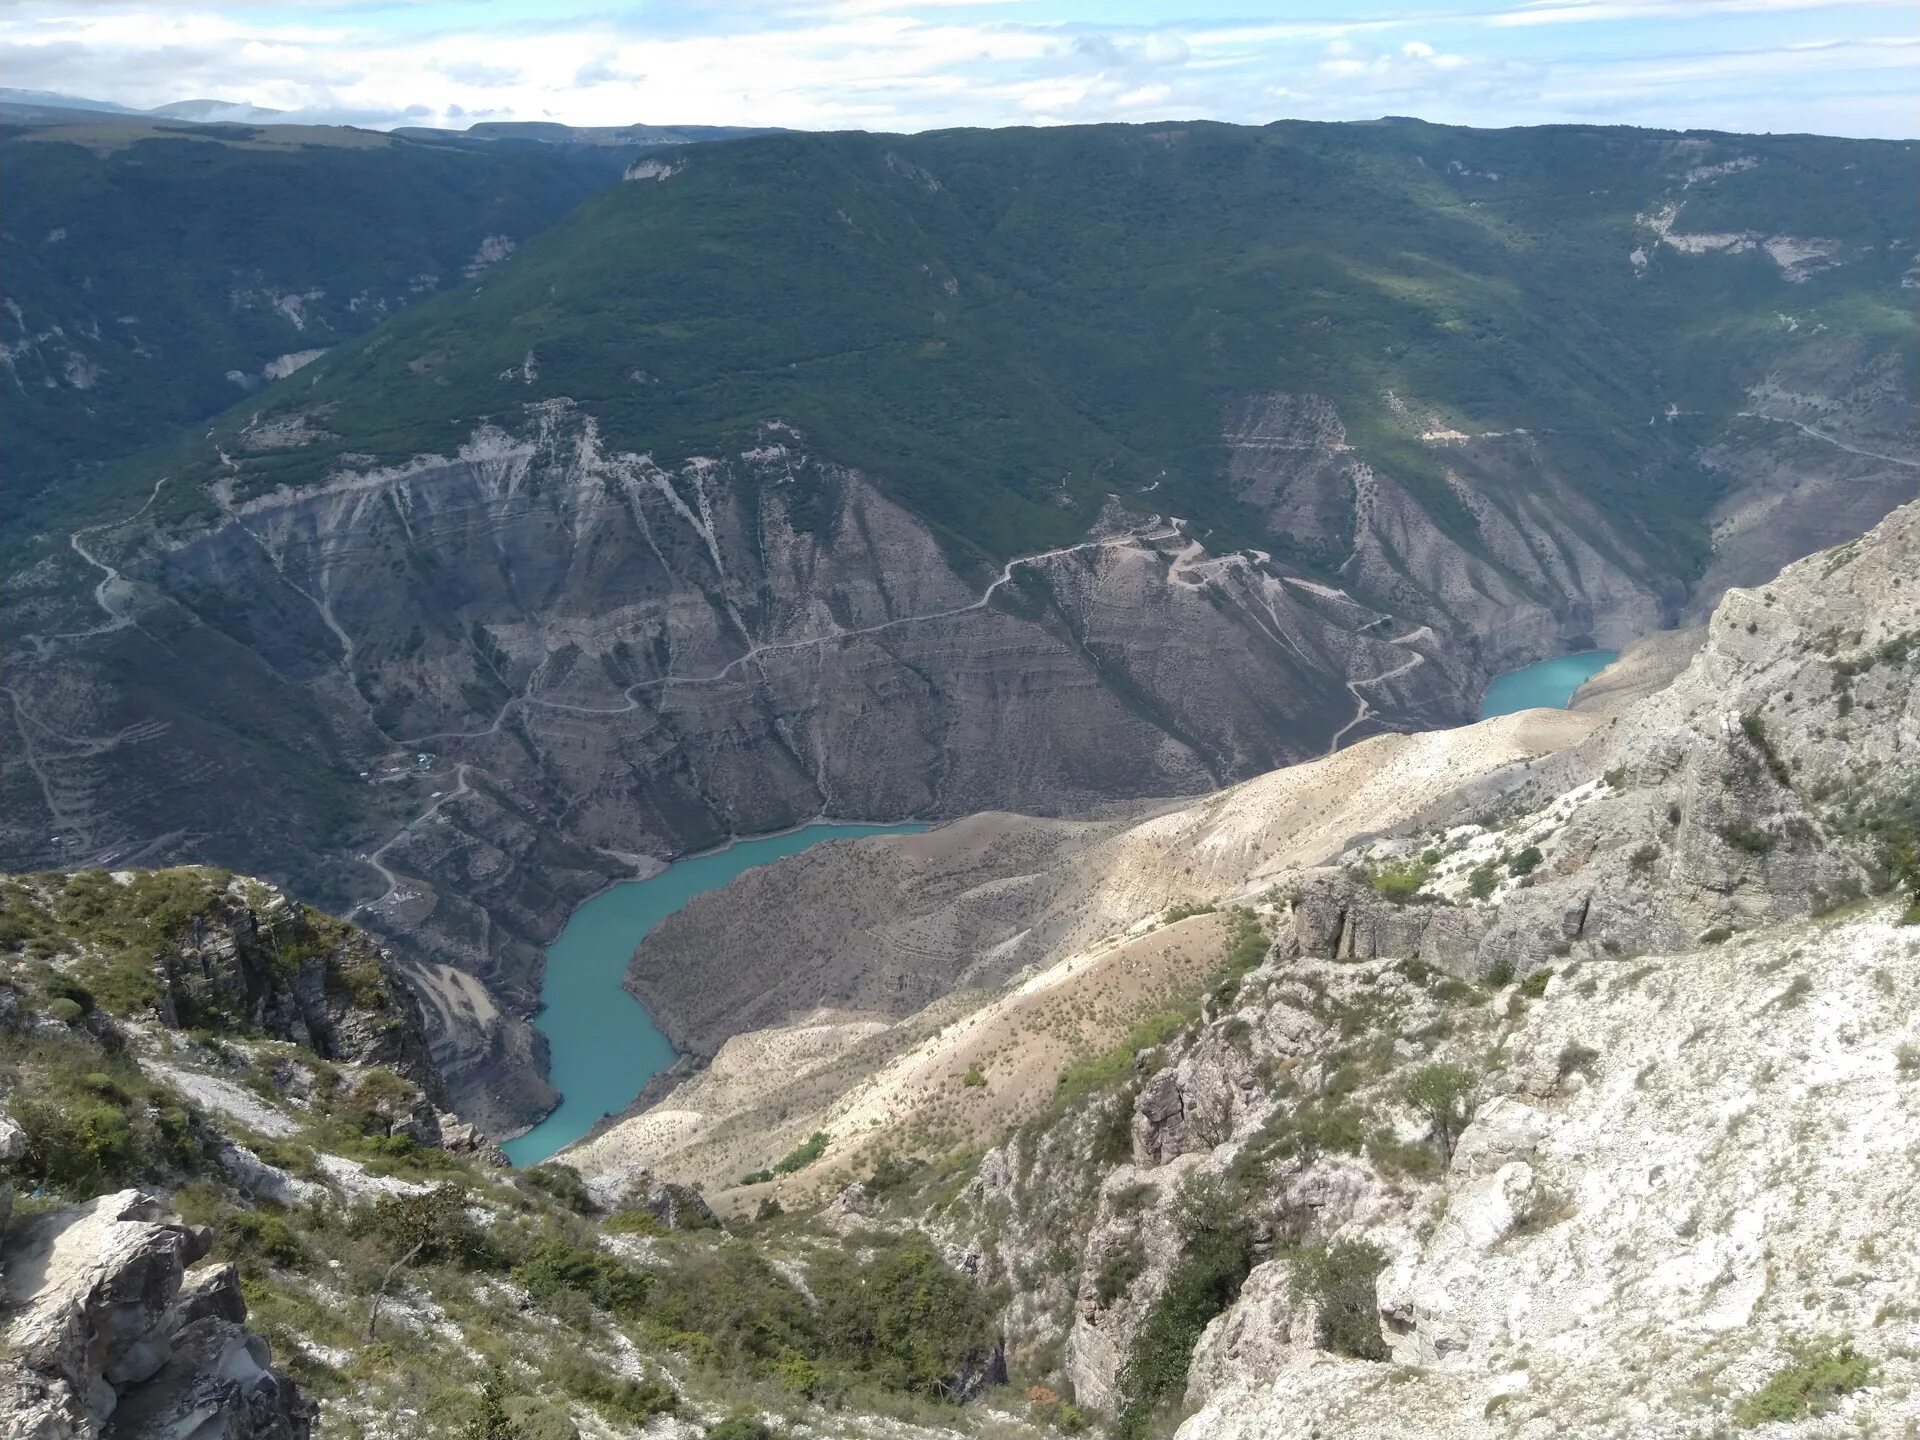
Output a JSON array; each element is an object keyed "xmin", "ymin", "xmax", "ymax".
[
  {"xmin": 15, "ymin": 119, "xmax": 1918, "ymax": 572},
  {"xmin": 0, "ymin": 124, "xmax": 633, "ymax": 520}
]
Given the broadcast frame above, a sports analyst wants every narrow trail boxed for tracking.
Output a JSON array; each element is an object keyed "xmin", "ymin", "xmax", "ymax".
[
  {"xmin": 354, "ymin": 763, "xmax": 473, "ymax": 914},
  {"xmin": 1, "ymin": 687, "xmax": 79, "ymax": 844},
  {"xmin": 395, "ymin": 525, "xmax": 1183, "ymax": 745},
  {"xmin": 36, "ymin": 477, "xmax": 174, "ymax": 648},
  {"xmin": 1325, "ymin": 627, "xmax": 1435, "ymax": 756},
  {"xmin": 1740, "ymin": 411, "xmax": 1920, "ymax": 469}
]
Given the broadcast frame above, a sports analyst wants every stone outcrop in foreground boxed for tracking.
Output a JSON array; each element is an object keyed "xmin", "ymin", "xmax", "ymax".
[{"xmin": 0, "ymin": 1189, "xmax": 312, "ymax": 1440}]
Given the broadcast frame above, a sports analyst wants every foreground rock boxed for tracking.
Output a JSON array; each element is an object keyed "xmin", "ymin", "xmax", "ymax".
[
  {"xmin": 1182, "ymin": 905, "xmax": 1920, "ymax": 1440},
  {"xmin": 0, "ymin": 1190, "xmax": 312, "ymax": 1440}
]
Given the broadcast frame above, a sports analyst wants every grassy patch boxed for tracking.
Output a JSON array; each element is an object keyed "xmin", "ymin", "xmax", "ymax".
[{"xmin": 1733, "ymin": 1340, "xmax": 1875, "ymax": 1427}]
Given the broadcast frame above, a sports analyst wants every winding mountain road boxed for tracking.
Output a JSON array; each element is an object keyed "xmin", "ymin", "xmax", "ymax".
[{"xmin": 1325, "ymin": 627, "xmax": 1436, "ymax": 755}]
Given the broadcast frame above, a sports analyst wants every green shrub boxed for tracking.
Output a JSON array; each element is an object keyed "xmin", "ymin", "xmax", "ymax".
[
  {"xmin": 1291, "ymin": 1241, "xmax": 1389, "ymax": 1360},
  {"xmin": 705, "ymin": 1412, "xmax": 779, "ymax": 1440},
  {"xmin": 602, "ymin": 1209, "xmax": 666, "ymax": 1237},
  {"xmin": 1508, "ymin": 847, "xmax": 1543, "ymax": 877},
  {"xmin": 813, "ymin": 1233, "xmax": 995, "ymax": 1398},
  {"xmin": 1110, "ymin": 1181, "xmax": 1156, "ymax": 1216},
  {"xmin": 774, "ymin": 1346, "xmax": 825, "ymax": 1397},
  {"xmin": 644, "ymin": 1240, "xmax": 818, "ymax": 1371},
  {"xmin": 1053, "ymin": 1011, "xmax": 1183, "ymax": 1110},
  {"xmin": 218, "ymin": 1207, "xmax": 307, "ymax": 1274},
  {"xmin": 364, "ymin": 1184, "xmax": 495, "ymax": 1270},
  {"xmin": 341, "ymin": 1067, "xmax": 424, "ymax": 1136},
  {"xmin": 773, "ymin": 1131, "xmax": 828, "ymax": 1175},
  {"xmin": 1467, "ymin": 865, "xmax": 1497, "ymax": 900},
  {"xmin": 1555, "ymin": 1042, "xmax": 1601, "ymax": 1085},
  {"xmin": 1717, "ymin": 821, "xmax": 1776, "ymax": 855},
  {"xmin": 1365, "ymin": 1128, "xmax": 1442, "ymax": 1182},
  {"xmin": 1161, "ymin": 900, "xmax": 1218, "ymax": 923},
  {"xmin": 539, "ymin": 1353, "xmax": 674, "ymax": 1426},
  {"xmin": 1401, "ymin": 1064, "xmax": 1477, "ymax": 1163},
  {"xmin": 520, "ymin": 1162, "xmax": 593, "ymax": 1212},
  {"xmin": 1094, "ymin": 1240, "xmax": 1147, "ymax": 1305},
  {"xmin": 1732, "ymin": 1340, "xmax": 1875, "ymax": 1427},
  {"xmin": 1115, "ymin": 1177, "xmax": 1256, "ymax": 1436},
  {"xmin": 1739, "ymin": 712, "xmax": 1793, "ymax": 787},
  {"xmin": 1370, "ymin": 860, "xmax": 1431, "ymax": 903},
  {"xmin": 15, "ymin": 1097, "xmax": 139, "ymax": 1193},
  {"xmin": 863, "ymin": 1151, "xmax": 918, "ymax": 1196},
  {"xmin": 1518, "ymin": 969, "xmax": 1551, "ymax": 999},
  {"xmin": 1887, "ymin": 831, "xmax": 1920, "ymax": 922},
  {"xmin": 515, "ymin": 1235, "xmax": 652, "ymax": 1319},
  {"xmin": 460, "ymin": 1367, "xmax": 525, "ymax": 1440},
  {"xmin": 961, "ymin": 1066, "xmax": 986, "ymax": 1088}
]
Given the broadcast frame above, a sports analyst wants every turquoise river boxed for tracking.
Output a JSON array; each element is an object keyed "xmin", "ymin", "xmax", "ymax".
[
  {"xmin": 501, "ymin": 823, "xmax": 927, "ymax": 1165},
  {"xmin": 1478, "ymin": 649, "xmax": 1618, "ymax": 719}
]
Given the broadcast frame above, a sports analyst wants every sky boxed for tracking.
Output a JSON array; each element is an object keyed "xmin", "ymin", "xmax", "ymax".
[{"xmin": 2, "ymin": 0, "xmax": 1916, "ymax": 139}]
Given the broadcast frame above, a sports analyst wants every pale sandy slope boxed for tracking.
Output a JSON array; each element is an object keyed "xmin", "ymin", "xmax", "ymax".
[{"xmin": 567, "ymin": 706, "xmax": 1600, "ymax": 1207}]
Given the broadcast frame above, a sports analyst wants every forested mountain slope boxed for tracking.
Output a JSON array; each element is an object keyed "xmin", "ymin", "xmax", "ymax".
[{"xmin": 0, "ymin": 122, "xmax": 642, "ymax": 520}]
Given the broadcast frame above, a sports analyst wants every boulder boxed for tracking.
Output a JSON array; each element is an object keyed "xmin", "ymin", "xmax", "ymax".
[
  {"xmin": 615, "ymin": 1172, "xmax": 717, "ymax": 1231},
  {"xmin": 101, "ymin": 1318, "xmax": 311, "ymax": 1440},
  {"xmin": 0, "ymin": 1191, "xmax": 310, "ymax": 1440}
]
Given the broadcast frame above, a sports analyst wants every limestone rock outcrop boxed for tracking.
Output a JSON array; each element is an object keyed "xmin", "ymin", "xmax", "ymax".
[
  {"xmin": 147, "ymin": 876, "xmax": 445, "ymax": 1109},
  {"xmin": 0, "ymin": 1190, "xmax": 312, "ymax": 1440}
]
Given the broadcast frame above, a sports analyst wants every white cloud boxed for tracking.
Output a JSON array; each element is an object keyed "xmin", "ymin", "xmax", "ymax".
[
  {"xmin": 1486, "ymin": 0, "xmax": 1914, "ymax": 26},
  {"xmin": 0, "ymin": 0, "xmax": 1913, "ymax": 138}
]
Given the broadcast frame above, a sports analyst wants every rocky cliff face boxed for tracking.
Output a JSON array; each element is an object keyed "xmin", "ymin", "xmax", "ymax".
[{"xmin": 5, "ymin": 405, "xmax": 1529, "ymax": 1129}]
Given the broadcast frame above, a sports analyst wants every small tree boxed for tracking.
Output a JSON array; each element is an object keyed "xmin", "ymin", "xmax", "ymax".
[
  {"xmin": 1290, "ymin": 1241, "xmax": 1389, "ymax": 1360},
  {"xmin": 364, "ymin": 1184, "xmax": 484, "ymax": 1337},
  {"xmin": 1401, "ymin": 1064, "xmax": 1478, "ymax": 1163},
  {"xmin": 1369, "ymin": 861, "xmax": 1430, "ymax": 904},
  {"xmin": 1889, "ymin": 831, "xmax": 1920, "ymax": 923},
  {"xmin": 462, "ymin": 1367, "xmax": 525, "ymax": 1440}
]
